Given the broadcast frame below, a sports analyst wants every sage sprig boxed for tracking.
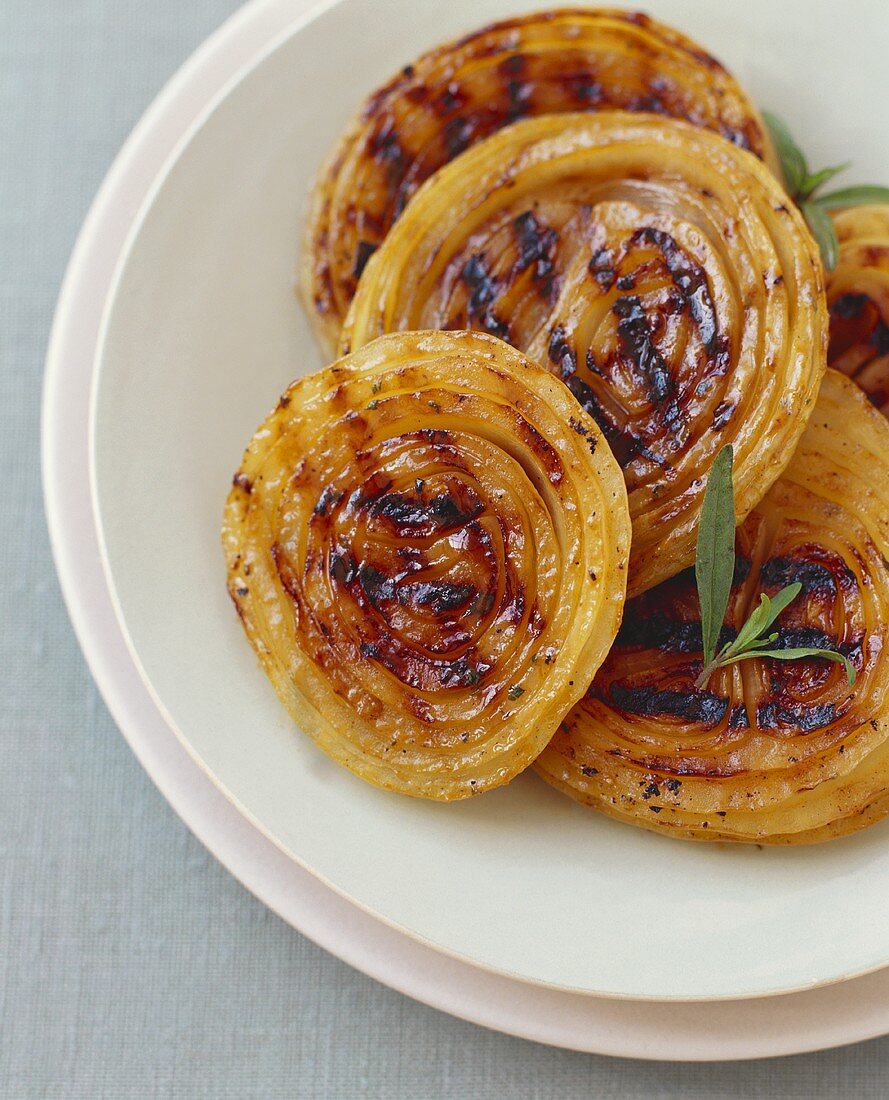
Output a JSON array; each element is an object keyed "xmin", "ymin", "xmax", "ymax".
[
  {"xmin": 694, "ymin": 445, "xmax": 735, "ymax": 669},
  {"xmin": 763, "ymin": 111, "xmax": 889, "ymax": 271},
  {"xmin": 693, "ymin": 444, "xmax": 856, "ymax": 690}
]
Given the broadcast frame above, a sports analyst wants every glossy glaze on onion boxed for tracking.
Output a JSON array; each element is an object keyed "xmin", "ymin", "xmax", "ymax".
[
  {"xmin": 342, "ymin": 112, "xmax": 827, "ymax": 596},
  {"xmin": 222, "ymin": 330, "xmax": 630, "ymax": 799},
  {"xmin": 300, "ymin": 7, "xmax": 778, "ymax": 354},
  {"xmin": 535, "ymin": 371, "xmax": 889, "ymax": 843},
  {"xmin": 827, "ymin": 204, "xmax": 889, "ymax": 415}
]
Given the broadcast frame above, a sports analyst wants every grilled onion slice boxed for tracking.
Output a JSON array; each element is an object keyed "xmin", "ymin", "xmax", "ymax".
[
  {"xmin": 535, "ymin": 371, "xmax": 889, "ymax": 844},
  {"xmin": 301, "ymin": 7, "xmax": 778, "ymax": 354},
  {"xmin": 342, "ymin": 112, "xmax": 827, "ymax": 596},
  {"xmin": 827, "ymin": 204, "xmax": 889, "ymax": 415},
  {"xmin": 222, "ymin": 330, "xmax": 630, "ymax": 800}
]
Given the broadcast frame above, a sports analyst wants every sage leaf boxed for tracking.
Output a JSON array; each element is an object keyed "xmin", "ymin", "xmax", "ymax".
[
  {"xmin": 759, "ymin": 114, "xmax": 888, "ymax": 270},
  {"xmin": 763, "ymin": 111, "xmax": 808, "ymax": 196},
  {"xmin": 799, "ymin": 163, "xmax": 850, "ymax": 200},
  {"xmin": 801, "ymin": 201, "xmax": 839, "ymax": 270},
  {"xmin": 814, "ymin": 184, "xmax": 889, "ymax": 210},
  {"xmin": 729, "ymin": 647, "xmax": 856, "ymax": 685},
  {"xmin": 720, "ymin": 582, "xmax": 801, "ymax": 660},
  {"xmin": 695, "ymin": 445, "xmax": 736, "ymax": 667},
  {"xmin": 763, "ymin": 582, "xmax": 805, "ymax": 621},
  {"xmin": 723, "ymin": 583, "xmax": 802, "ymax": 661},
  {"xmin": 723, "ymin": 592, "xmax": 773, "ymax": 659}
]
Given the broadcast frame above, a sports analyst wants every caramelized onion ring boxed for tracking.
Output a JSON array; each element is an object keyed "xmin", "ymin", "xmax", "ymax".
[
  {"xmin": 827, "ymin": 203, "xmax": 889, "ymax": 415},
  {"xmin": 222, "ymin": 330, "xmax": 630, "ymax": 799},
  {"xmin": 535, "ymin": 371, "xmax": 889, "ymax": 844},
  {"xmin": 342, "ymin": 112, "xmax": 827, "ymax": 595},
  {"xmin": 301, "ymin": 7, "xmax": 778, "ymax": 354}
]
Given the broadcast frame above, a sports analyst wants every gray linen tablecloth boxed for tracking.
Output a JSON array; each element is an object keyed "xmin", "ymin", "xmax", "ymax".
[{"xmin": 4, "ymin": 1, "xmax": 889, "ymax": 1095}]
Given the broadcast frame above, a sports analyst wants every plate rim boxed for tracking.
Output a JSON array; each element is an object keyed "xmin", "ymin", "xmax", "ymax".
[
  {"xmin": 42, "ymin": 0, "xmax": 889, "ymax": 1052},
  {"xmin": 88, "ymin": 0, "xmax": 889, "ymax": 1003}
]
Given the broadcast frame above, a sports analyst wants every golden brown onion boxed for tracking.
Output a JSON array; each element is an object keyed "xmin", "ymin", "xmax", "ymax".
[
  {"xmin": 342, "ymin": 112, "xmax": 827, "ymax": 596},
  {"xmin": 222, "ymin": 330, "xmax": 630, "ymax": 800},
  {"xmin": 301, "ymin": 7, "xmax": 778, "ymax": 354},
  {"xmin": 535, "ymin": 371, "xmax": 889, "ymax": 844},
  {"xmin": 827, "ymin": 204, "xmax": 889, "ymax": 415}
]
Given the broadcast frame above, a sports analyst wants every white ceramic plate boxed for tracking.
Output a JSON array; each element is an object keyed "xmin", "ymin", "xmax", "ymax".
[
  {"xmin": 44, "ymin": 0, "xmax": 889, "ymax": 1056},
  {"xmin": 86, "ymin": 0, "xmax": 889, "ymax": 1001}
]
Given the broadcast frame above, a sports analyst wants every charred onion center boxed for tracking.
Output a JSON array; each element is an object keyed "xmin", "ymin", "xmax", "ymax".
[
  {"xmin": 302, "ymin": 8, "xmax": 778, "ymax": 352},
  {"xmin": 585, "ymin": 508, "xmax": 878, "ymax": 777},
  {"xmin": 274, "ymin": 428, "xmax": 552, "ymax": 705}
]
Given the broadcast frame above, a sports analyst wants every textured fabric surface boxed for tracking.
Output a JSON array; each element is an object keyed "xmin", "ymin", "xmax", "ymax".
[{"xmin": 4, "ymin": 0, "xmax": 889, "ymax": 1095}]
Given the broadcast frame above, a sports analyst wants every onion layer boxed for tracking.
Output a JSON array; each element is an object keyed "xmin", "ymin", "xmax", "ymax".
[
  {"xmin": 342, "ymin": 112, "xmax": 827, "ymax": 596},
  {"xmin": 300, "ymin": 7, "xmax": 778, "ymax": 354},
  {"xmin": 222, "ymin": 330, "xmax": 630, "ymax": 800},
  {"xmin": 827, "ymin": 204, "xmax": 889, "ymax": 415},
  {"xmin": 535, "ymin": 371, "xmax": 889, "ymax": 844}
]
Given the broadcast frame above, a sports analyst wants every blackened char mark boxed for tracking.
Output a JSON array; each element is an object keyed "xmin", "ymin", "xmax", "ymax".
[
  {"xmin": 547, "ymin": 325, "xmax": 577, "ymax": 379},
  {"xmin": 733, "ymin": 555, "xmax": 752, "ymax": 586},
  {"xmin": 353, "ymin": 240, "xmax": 378, "ymax": 280},
  {"xmin": 512, "ymin": 211, "xmax": 558, "ymax": 287},
  {"xmin": 368, "ymin": 117, "xmax": 406, "ymax": 193},
  {"xmin": 615, "ymin": 614, "xmax": 736, "ymax": 654},
  {"xmin": 872, "ymin": 318, "xmax": 889, "ymax": 355},
  {"xmin": 369, "ymin": 489, "xmax": 484, "ymax": 534},
  {"xmin": 313, "ymin": 486, "xmax": 346, "ymax": 519},
  {"xmin": 369, "ymin": 492, "xmax": 432, "ymax": 527},
  {"xmin": 571, "ymin": 77, "xmax": 604, "ymax": 105},
  {"xmin": 505, "ymin": 71, "xmax": 533, "ymax": 121},
  {"xmin": 356, "ymin": 564, "xmax": 396, "ymax": 609},
  {"xmin": 831, "ymin": 293, "xmax": 869, "ymax": 320},
  {"xmin": 612, "ymin": 295, "xmax": 674, "ymax": 405},
  {"xmin": 729, "ymin": 703, "xmax": 750, "ymax": 730},
  {"xmin": 328, "ymin": 545, "xmax": 357, "ymax": 585},
  {"xmin": 615, "ymin": 555, "xmax": 749, "ymax": 650},
  {"xmin": 757, "ymin": 702, "xmax": 836, "ymax": 733},
  {"xmin": 769, "ymin": 626, "xmax": 840, "ymax": 651},
  {"xmin": 608, "ymin": 683, "xmax": 729, "ymax": 725},
  {"xmin": 589, "ymin": 247, "xmax": 616, "ymax": 289},
  {"xmin": 566, "ymin": 375, "xmax": 643, "ymax": 467},
  {"xmin": 401, "ymin": 580, "xmax": 477, "ymax": 615},
  {"xmin": 630, "ymin": 227, "xmax": 728, "ymax": 369},
  {"xmin": 462, "ymin": 254, "xmax": 496, "ymax": 313},
  {"xmin": 461, "ymin": 254, "xmax": 510, "ymax": 341},
  {"xmin": 442, "ymin": 115, "xmax": 474, "ymax": 160},
  {"xmin": 759, "ymin": 556, "xmax": 837, "ymax": 597},
  {"xmin": 430, "ymin": 493, "xmax": 484, "ymax": 528}
]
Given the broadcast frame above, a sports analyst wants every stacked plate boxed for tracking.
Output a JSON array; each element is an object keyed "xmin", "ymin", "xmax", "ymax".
[{"xmin": 43, "ymin": 0, "xmax": 889, "ymax": 1059}]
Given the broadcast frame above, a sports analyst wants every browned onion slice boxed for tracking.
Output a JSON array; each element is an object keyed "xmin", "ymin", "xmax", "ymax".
[
  {"xmin": 222, "ymin": 330, "xmax": 630, "ymax": 799},
  {"xmin": 342, "ymin": 112, "xmax": 827, "ymax": 595},
  {"xmin": 535, "ymin": 371, "xmax": 889, "ymax": 844},
  {"xmin": 300, "ymin": 7, "xmax": 778, "ymax": 354},
  {"xmin": 827, "ymin": 204, "xmax": 889, "ymax": 415}
]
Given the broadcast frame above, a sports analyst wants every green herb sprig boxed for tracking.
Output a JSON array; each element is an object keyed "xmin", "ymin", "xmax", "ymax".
[
  {"xmin": 693, "ymin": 444, "xmax": 856, "ymax": 691},
  {"xmin": 763, "ymin": 112, "xmax": 889, "ymax": 271}
]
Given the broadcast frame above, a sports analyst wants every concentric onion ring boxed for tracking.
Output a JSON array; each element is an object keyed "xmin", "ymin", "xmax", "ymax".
[
  {"xmin": 535, "ymin": 371, "xmax": 889, "ymax": 844},
  {"xmin": 827, "ymin": 203, "xmax": 889, "ymax": 415},
  {"xmin": 222, "ymin": 330, "xmax": 630, "ymax": 799},
  {"xmin": 341, "ymin": 112, "xmax": 827, "ymax": 596},
  {"xmin": 301, "ymin": 7, "xmax": 778, "ymax": 354}
]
